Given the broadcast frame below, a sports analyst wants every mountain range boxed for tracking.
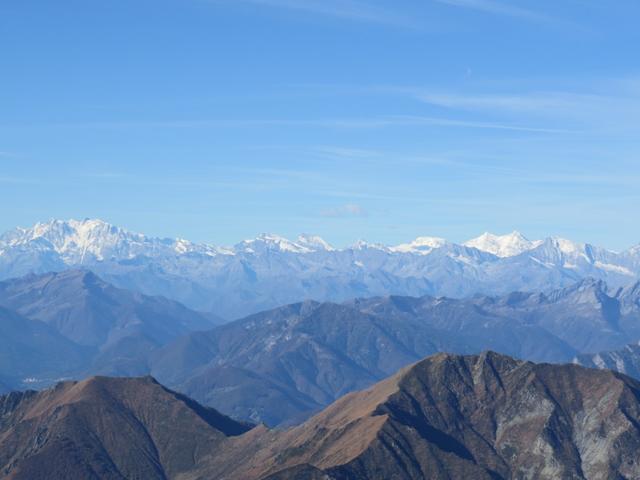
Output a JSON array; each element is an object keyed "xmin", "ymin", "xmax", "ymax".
[
  {"xmin": 1, "ymin": 219, "xmax": 639, "ymax": 319},
  {"xmin": 149, "ymin": 277, "xmax": 640, "ymax": 425},
  {"xmin": 3, "ymin": 352, "xmax": 640, "ymax": 479},
  {"xmin": 0, "ymin": 270, "xmax": 217, "ymax": 390},
  {"xmin": 3, "ymin": 268, "xmax": 640, "ymax": 426}
]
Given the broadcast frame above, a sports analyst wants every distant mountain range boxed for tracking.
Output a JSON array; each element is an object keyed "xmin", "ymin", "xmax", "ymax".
[
  {"xmin": 149, "ymin": 277, "xmax": 640, "ymax": 425},
  {"xmin": 1, "ymin": 219, "xmax": 639, "ymax": 319},
  {"xmin": 3, "ymin": 268, "xmax": 640, "ymax": 426},
  {"xmin": 3, "ymin": 352, "xmax": 640, "ymax": 479},
  {"xmin": 0, "ymin": 270, "xmax": 217, "ymax": 390}
]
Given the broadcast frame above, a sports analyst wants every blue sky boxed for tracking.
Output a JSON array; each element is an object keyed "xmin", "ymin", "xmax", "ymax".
[{"xmin": 2, "ymin": 0, "xmax": 640, "ymax": 250}]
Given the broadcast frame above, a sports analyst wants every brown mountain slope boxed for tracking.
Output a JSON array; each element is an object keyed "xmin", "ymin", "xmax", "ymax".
[
  {"xmin": 4, "ymin": 353, "xmax": 640, "ymax": 479},
  {"xmin": 197, "ymin": 351, "xmax": 640, "ymax": 480},
  {"xmin": 0, "ymin": 376, "xmax": 252, "ymax": 480}
]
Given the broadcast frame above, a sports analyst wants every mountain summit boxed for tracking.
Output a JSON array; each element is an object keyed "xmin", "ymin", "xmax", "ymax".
[
  {"xmin": 0, "ymin": 376, "xmax": 251, "ymax": 479},
  {"xmin": 5, "ymin": 352, "xmax": 640, "ymax": 479},
  {"xmin": 463, "ymin": 231, "xmax": 543, "ymax": 257},
  {"xmin": 1, "ymin": 219, "xmax": 638, "ymax": 318}
]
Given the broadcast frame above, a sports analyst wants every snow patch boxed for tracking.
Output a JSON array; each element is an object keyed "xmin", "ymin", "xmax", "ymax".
[{"xmin": 594, "ymin": 261, "xmax": 635, "ymax": 276}]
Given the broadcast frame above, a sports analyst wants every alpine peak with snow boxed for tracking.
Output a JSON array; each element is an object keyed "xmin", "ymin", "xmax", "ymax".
[
  {"xmin": 0, "ymin": 218, "xmax": 638, "ymax": 319},
  {"xmin": 463, "ymin": 231, "xmax": 544, "ymax": 257}
]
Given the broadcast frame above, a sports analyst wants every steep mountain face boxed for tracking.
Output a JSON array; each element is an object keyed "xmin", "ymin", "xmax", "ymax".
[
  {"xmin": 571, "ymin": 282, "xmax": 640, "ymax": 378},
  {"xmin": 0, "ymin": 270, "xmax": 218, "ymax": 386},
  {"xmin": 5, "ymin": 353, "xmax": 640, "ymax": 480},
  {"xmin": 575, "ymin": 342, "xmax": 640, "ymax": 380},
  {"xmin": 196, "ymin": 352, "xmax": 640, "ymax": 480},
  {"xmin": 150, "ymin": 279, "xmax": 640, "ymax": 426},
  {"xmin": 467, "ymin": 278, "xmax": 639, "ymax": 353},
  {"xmin": 1, "ymin": 219, "xmax": 638, "ymax": 318},
  {"xmin": 0, "ymin": 376, "xmax": 252, "ymax": 480}
]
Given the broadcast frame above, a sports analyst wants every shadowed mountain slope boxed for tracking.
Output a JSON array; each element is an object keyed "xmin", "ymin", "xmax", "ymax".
[
  {"xmin": 568, "ymin": 282, "xmax": 640, "ymax": 380},
  {"xmin": 150, "ymin": 278, "xmax": 640, "ymax": 425},
  {"xmin": 4, "ymin": 353, "xmax": 640, "ymax": 479},
  {"xmin": 196, "ymin": 352, "xmax": 640, "ymax": 480},
  {"xmin": 4, "ymin": 268, "xmax": 640, "ymax": 429},
  {"xmin": 0, "ymin": 376, "xmax": 252, "ymax": 480},
  {"xmin": 0, "ymin": 270, "xmax": 218, "ymax": 382},
  {"xmin": 0, "ymin": 306, "xmax": 90, "ymax": 390}
]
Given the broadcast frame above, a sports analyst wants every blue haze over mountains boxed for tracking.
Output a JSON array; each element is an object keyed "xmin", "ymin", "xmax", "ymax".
[
  {"xmin": 4, "ymin": 1, "xmax": 640, "ymax": 476},
  {"xmin": 1, "ymin": 218, "xmax": 639, "ymax": 319},
  {"xmin": 2, "ymin": 218, "xmax": 640, "ymax": 425}
]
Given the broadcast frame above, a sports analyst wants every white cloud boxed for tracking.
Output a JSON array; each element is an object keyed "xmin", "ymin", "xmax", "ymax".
[{"xmin": 321, "ymin": 203, "xmax": 367, "ymax": 217}]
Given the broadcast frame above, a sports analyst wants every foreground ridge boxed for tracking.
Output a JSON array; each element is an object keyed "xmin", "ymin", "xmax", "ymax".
[
  {"xmin": 3, "ymin": 352, "xmax": 640, "ymax": 479},
  {"xmin": 0, "ymin": 376, "xmax": 252, "ymax": 479}
]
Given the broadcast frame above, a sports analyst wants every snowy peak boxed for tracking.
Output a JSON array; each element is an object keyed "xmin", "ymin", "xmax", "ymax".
[
  {"xmin": 350, "ymin": 239, "xmax": 389, "ymax": 251},
  {"xmin": 547, "ymin": 236, "xmax": 586, "ymax": 255},
  {"xmin": 0, "ymin": 218, "xmax": 225, "ymax": 262},
  {"xmin": 237, "ymin": 234, "xmax": 313, "ymax": 254},
  {"xmin": 464, "ymin": 231, "xmax": 542, "ymax": 257},
  {"xmin": 391, "ymin": 236, "xmax": 447, "ymax": 255},
  {"xmin": 0, "ymin": 218, "xmax": 146, "ymax": 262},
  {"xmin": 296, "ymin": 234, "xmax": 334, "ymax": 252}
]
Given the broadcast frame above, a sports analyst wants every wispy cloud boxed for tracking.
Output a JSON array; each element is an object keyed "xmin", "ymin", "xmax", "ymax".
[
  {"xmin": 417, "ymin": 90, "xmax": 640, "ymax": 132},
  {"xmin": 229, "ymin": 0, "xmax": 413, "ymax": 27},
  {"xmin": 433, "ymin": 0, "xmax": 550, "ymax": 23},
  {"xmin": 11, "ymin": 115, "xmax": 570, "ymax": 134},
  {"xmin": 419, "ymin": 92, "xmax": 577, "ymax": 113},
  {"xmin": 320, "ymin": 203, "xmax": 367, "ymax": 217},
  {"xmin": 0, "ymin": 151, "xmax": 22, "ymax": 160},
  {"xmin": 0, "ymin": 176, "xmax": 43, "ymax": 185},
  {"xmin": 79, "ymin": 172, "xmax": 130, "ymax": 179},
  {"xmin": 311, "ymin": 146, "xmax": 382, "ymax": 159},
  {"xmin": 377, "ymin": 115, "xmax": 573, "ymax": 133}
]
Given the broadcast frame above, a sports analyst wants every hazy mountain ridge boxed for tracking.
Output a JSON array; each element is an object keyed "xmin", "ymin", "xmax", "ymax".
[
  {"xmin": 573, "ymin": 284, "xmax": 640, "ymax": 377},
  {"xmin": 1, "ymin": 219, "xmax": 639, "ymax": 318},
  {"xmin": 4, "ymin": 353, "xmax": 640, "ymax": 479},
  {"xmin": 3, "ymin": 267, "xmax": 640, "ymax": 425},
  {"xmin": 0, "ymin": 270, "xmax": 218, "ymax": 390},
  {"xmin": 150, "ymin": 277, "xmax": 640, "ymax": 425},
  {"xmin": 0, "ymin": 306, "xmax": 92, "ymax": 389}
]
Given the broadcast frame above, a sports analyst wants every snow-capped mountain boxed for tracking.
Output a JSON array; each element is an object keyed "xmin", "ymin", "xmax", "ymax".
[
  {"xmin": 296, "ymin": 234, "xmax": 335, "ymax": 252},
  {"xmin": 0, "ymin": 219, "xmax": 638, "ymax": 319},
  {"xmin": 0, "ymin": 218, "xmax": 223, "ymax": 264},
  {"xmin": 463, "ymin": 231, "xmax": 543, "ymax": 257},
  {"xmin": 390, "ymin": 236, "xmax": 448, "ymax": 255}
]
